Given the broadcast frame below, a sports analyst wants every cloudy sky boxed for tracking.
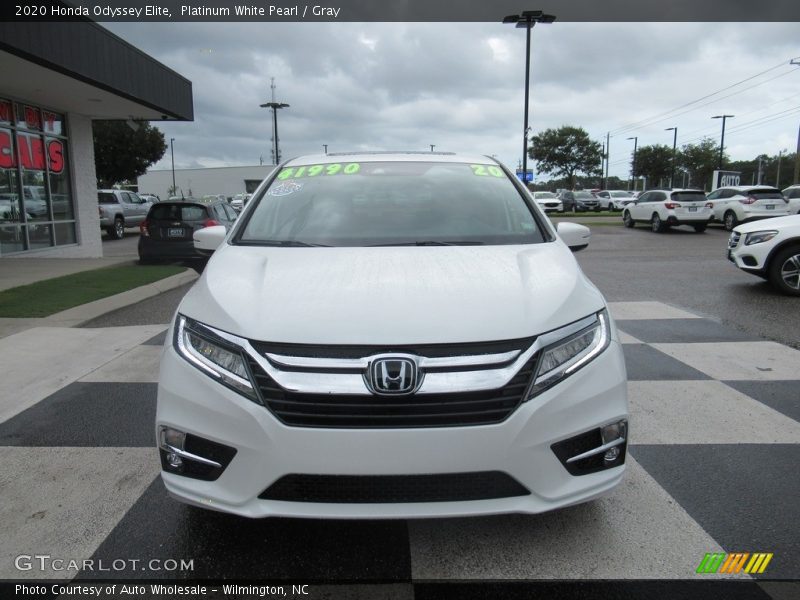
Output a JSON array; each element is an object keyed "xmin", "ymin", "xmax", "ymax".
[{"xmin": 105, "ymin": 21, "xmax": 800, "ymax": 181}]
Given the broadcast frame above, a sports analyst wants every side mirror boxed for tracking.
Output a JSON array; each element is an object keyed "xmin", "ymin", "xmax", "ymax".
[
  {"xmin": 556, "ymin": 222, "xmax": 591, "ymax": 252},
  {"xmin": 194, "ymin": 225, "xmax": 227, "ymax": 256}
]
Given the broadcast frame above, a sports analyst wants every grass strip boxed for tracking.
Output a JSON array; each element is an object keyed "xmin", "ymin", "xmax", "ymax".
[{"xmin": 0, "ymin": 264, "xmax": 186, "ymax": 317}]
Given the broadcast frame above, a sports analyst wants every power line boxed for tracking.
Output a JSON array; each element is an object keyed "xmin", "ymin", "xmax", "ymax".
[{"xmin": 608, "ymin": 60, "xmax": 789, "ymax": 136}]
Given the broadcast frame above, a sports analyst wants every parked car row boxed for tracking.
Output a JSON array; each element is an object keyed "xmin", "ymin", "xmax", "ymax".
[{"xmin": 621, "ymin": 185, "xmax": 800, "ymax": 234}]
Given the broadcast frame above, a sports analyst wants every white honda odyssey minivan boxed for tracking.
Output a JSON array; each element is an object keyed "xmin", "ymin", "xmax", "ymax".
[{"xmin": 156, "ymin": 152, "xmax": 628, "ymax": 518}]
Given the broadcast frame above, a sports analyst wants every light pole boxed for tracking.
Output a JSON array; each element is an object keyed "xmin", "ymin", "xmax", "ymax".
[
  {"xmin": 665, "ymin": 127, "xmax": 678, "ymax": 188},
  {"xmin": 260, "ymin": 101, "xmax": 290, "ymax": 164},
  {"xmin": 712, "ymin": 115, "xmax": 734, "ymax": 169},
  {"xmin": 627, "ymin": 136, "xmax": 638, "ymax": 191},
  {"xmin": 503, "ymin": 10, "xmax": 556, "ymax": 187},
  {"xmin": 170, "ymin": 138, "xmax": 175, "ymax": 196}
]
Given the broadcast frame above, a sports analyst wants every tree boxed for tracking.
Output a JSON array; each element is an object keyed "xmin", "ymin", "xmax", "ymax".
[
  {"xmin": 632, "ymin": 144, "xmax": 673, "ymax": 188},
  {"xmin": 93, "ymin": 120, "xmax": 167, "ymax": 188},
  {"xmin": 529, "ymin": 126, "xmax": 603, "ymax": 189},
  {"xmin": 679, "ymin": 138, "xmax": 723, "ymax": 191}
]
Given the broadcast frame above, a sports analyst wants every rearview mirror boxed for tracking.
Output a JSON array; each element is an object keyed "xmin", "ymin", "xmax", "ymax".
[
  {"xmin": 556, "ymin": 222, "xmax": 591, "ymax": 252},
  {"xmin": 194, "ymin": 225, "xmax": 227, "ymax": 255}
]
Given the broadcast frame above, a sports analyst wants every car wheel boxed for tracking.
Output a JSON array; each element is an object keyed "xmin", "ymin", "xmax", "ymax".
[
  {"xmin": 107, "ymin": 217, "xmax": 124, "ymax": 240},
  {"xmin": 768, "ymin": 245, "xmax": 800, "ymax": 296},
  {"xmin": 693, "ymin": 224, "xmax": 707, "ymax": 233},
  {"xmin": 724, "ymin": 211, "xmax": 738, "ymax": 232},
  {"xmin": 623, "ymin": 211, "xmax": 635, "ymax": 228},
  {"xmin": 651, "ymin": 213, "xmax": 666, "ymax": 233}
]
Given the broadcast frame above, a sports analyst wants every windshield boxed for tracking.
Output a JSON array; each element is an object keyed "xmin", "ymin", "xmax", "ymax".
[
  {"xmin": 671, "ymin": 191, "xmax": 707, "ymax": 203},
  {"xmin": 237, "ymin": 161, "xmax": 545, "ymax": 247},
  {"xmin": 748, "ymin": 189, "xmax": 783, "ymax": 200}
]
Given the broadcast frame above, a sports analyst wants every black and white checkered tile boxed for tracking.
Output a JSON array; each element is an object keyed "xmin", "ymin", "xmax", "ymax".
[{"xmin": 1, "ymin": 302, "xmax": 798, "ymax": 584}]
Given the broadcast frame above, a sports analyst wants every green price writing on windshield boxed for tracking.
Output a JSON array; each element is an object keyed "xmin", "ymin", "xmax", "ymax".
[
  {"xmin": 277, "ymin": 163, "xmax": 361, "ymax": 180},
  {"xmin": 470, "ymin": 164, "xmax": 505, "ymax": 178}
]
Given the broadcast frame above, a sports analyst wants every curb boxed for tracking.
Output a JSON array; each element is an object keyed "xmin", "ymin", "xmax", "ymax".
[{"xmin": 42, "ymin": 268, "xmax": 199, "ymax": 328}]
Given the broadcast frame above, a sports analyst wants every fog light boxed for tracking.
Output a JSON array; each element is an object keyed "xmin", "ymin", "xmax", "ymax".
[
  {"xmin": 604, "ymin": 446, "xmax": 620, "ymax": 462},
  {"xmin": 601, "ymin": 420, "xmax": 627, "ymax": 444},
  {"xmin": 166, "ymin": 452, "xmax": 183, "ymax": 468},
  {"xmin": 159, "ymin": 426, "xmax": 186, "ymax": 451}
]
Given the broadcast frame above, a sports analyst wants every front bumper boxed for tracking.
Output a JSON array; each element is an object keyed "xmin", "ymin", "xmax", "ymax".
[{"xmin": 156, "ymin": 334, "xmax": 628, "ymax": 519}]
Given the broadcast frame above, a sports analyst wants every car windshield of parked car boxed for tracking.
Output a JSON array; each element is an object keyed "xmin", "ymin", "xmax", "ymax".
[
  {"xmin": 747, "ymin": 189, "xmax": 783, "ymax": 200},
  {"xmin": 238, "ymin": 161, "xmax": 545, "ymax": 247},
  {"xmin": 535, "ymin": 192, "xmax": 557, "ymax": 199},
  {"xmin": 149, "ymin": 203, "xmax": 207, "ymax": 221},
  {"xmin": 670, "ymin": 191, "xmax": 707, "ymax": 202},
  {"xmin": 98, "ymin": 192, "xmax": 117, "ymax": 204}
]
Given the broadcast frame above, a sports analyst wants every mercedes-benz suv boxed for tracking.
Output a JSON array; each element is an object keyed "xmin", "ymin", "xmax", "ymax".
[{"xmin": 156, "ymin": 152, "xmax": 628, "ymax": 519}]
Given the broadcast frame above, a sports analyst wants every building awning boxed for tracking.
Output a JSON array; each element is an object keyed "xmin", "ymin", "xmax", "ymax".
[{"xmin": 0, "ymin": 21, "xmax": 192, "ymax": 121}]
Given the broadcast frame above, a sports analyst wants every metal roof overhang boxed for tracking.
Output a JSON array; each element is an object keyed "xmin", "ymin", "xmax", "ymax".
[{"xmin": 0, "ymin": 21, "xmax": 192, "ymax": 121}]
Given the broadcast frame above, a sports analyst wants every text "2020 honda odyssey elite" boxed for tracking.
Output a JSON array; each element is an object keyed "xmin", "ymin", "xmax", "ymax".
[{"xmin": 156, "ymin": 152, "xmax": 628, "ymax": 519}]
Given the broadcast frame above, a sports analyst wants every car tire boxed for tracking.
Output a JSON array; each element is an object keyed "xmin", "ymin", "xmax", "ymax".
[
  {"xmin": 768, "ymin": 244, "xmax": 800, "ymax": 296},
  {"xmin": 651, "ymin": 213, "xmax": 666, "ymax": 233},
  {"xmin": 724, "ymin": 211, "xmax": 738, "ymax": 232},
  {"xmin": 693, "ymin": 224, "xmax": 707, "ymax": 233},
  {"xmin": 107, "ymin": 217, "xmax": 124, "ymax": 240},
  {"xmin": 623, "ymin": 211, "xmax": 635, "ymax": 228}
]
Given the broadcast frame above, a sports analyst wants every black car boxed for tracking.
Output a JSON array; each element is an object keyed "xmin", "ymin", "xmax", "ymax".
[
  {"xmin": 557, "ymin": 190, "xmax": 601, "ymax": 212},
  {"xmin": 138, "ymin": 200, "xmax": 237, "ymax": 264}
]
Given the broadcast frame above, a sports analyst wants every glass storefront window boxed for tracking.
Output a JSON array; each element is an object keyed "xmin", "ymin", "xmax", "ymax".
[
  {"xmin": 55, "ymin": 222, "xmax": 76, "ymax": 246},
  {"xmin": 0, "ymin": 98, "xmax": 74, "ymax": 255},
  {"xmin": 0, "ymin": 225, "xmax": 26, "ymax": 254},
  {"xmin": 47, "ymin": 137, "xmax": 72, "ymax": 220}
]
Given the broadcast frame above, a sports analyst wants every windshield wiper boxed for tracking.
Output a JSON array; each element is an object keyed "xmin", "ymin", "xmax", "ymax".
[
  {"xmin": 369, "ymin": 240, "xmax": 485, "ymax": 247},
  {"xmin": 258, "ymin": 240, "xmax": 329, "ymax": 247}
]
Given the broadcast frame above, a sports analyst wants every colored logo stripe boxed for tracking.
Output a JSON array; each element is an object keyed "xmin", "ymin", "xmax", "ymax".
[{"xmin": 696, "ymin": 552, "xmax": 773, "ymax": 574}]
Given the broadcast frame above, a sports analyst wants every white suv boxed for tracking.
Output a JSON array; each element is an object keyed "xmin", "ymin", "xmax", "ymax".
[
  {"xmin": 783, "ymin": 185, "xmax": 800, "ymax": 215},
  {"xmin": 156, "ymin": 152, "xmax": 628, "ymax": 519},
  {"xmin": 622, "ymin": 189, "xmax": 711, "ymax": 232},
  {"xmin": 706, "ymin": 185, "xmax": 790, "ymax": 231},
  {"xmin": 728, "ymin": 214, "xmax": 800, "ymax": 295}
]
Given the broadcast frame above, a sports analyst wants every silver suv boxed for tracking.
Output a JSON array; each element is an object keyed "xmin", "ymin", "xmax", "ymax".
[{"xmin": 98, "ymin": 190, "xmax": 153, "ymax": 240}]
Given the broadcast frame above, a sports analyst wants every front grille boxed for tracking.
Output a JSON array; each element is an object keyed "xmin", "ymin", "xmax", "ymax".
[
  {"xmin": 259, "ymin": 471, "xmax": 530, "ymax": 503},
  {"xmin": 246, "ymin": 352, "xmax": 537, "ymax": 428}
]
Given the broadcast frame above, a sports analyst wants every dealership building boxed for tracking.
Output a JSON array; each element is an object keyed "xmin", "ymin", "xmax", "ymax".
[{"xmin": 0, "ymin": 21, "xmax": 193, "ymax": 258}]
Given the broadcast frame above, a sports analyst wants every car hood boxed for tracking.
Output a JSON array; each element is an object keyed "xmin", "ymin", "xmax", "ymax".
[
  {"xmin": 734, "ymin": 213, "xmax": 800, "ymax": 234},
  {"xmin": 179, "ymin": 242, "xmax": 606, "ymax": 345}
]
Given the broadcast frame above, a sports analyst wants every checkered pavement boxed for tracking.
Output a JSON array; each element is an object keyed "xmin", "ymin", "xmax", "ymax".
[{"xmin": 0, "ymin": 301, "xmax": 798, "ymax": 583}]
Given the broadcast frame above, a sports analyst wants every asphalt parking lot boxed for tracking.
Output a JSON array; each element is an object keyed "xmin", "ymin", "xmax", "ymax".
[{"xmin": 1, "ymin": 222, "xmax": 798, "ymax": 596}]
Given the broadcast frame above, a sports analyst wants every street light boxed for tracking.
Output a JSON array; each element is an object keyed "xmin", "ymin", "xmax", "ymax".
[
  {"xmin": 712, "ymin": 115, "xmax": 734, "ymax": 169},
  {"xmin": 503, "ymin": 10, "xmax": 556, "ymax": 186},
  {"xmin": 627, "ymin": 136, "xmax": 638, "ymax": 191},
  {"xmin": 170, "ymin": 138, "xmax": 175, "ymax": 196},
  {"xmin": 260, "ymin": 101, "xmax": 290, "ymax": 164},
  {"xmin": 665, "ymin": 127, "xmax": 678, "ymax": 188}
]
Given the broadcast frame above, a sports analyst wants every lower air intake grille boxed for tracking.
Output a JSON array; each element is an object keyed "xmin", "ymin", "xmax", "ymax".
[
  {"xmin": 259, "ymin": 471, "xmax": 530, "ymax": 503},
  {"xmin": 246, "ymin": 353, "xmax": 538, "ymax": 428}
]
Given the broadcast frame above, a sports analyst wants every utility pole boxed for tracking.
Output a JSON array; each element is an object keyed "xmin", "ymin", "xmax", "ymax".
[
  {"xmin": 503, "ymin": 11, "xmax": 556, "ymax": 188},
  {"xmin": 260, "ymin": 78, "xmax": 290, "ymax": 165},
  {"xmin": 712, "ymin": 115, "xmax": 734, "ymax": 169}
]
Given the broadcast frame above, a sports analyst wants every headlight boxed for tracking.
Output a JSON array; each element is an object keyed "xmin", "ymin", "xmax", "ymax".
[
  {"xmin": 527, "ymin": 310, "xmax": 610, "ymax": 398},
  {"xmin": 744, "ymin": 230, "xmax": 778, "ymax": 246},
  {"xmin": 174, "ymin": 315, "xmax": 260, "ymax": 403}
]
